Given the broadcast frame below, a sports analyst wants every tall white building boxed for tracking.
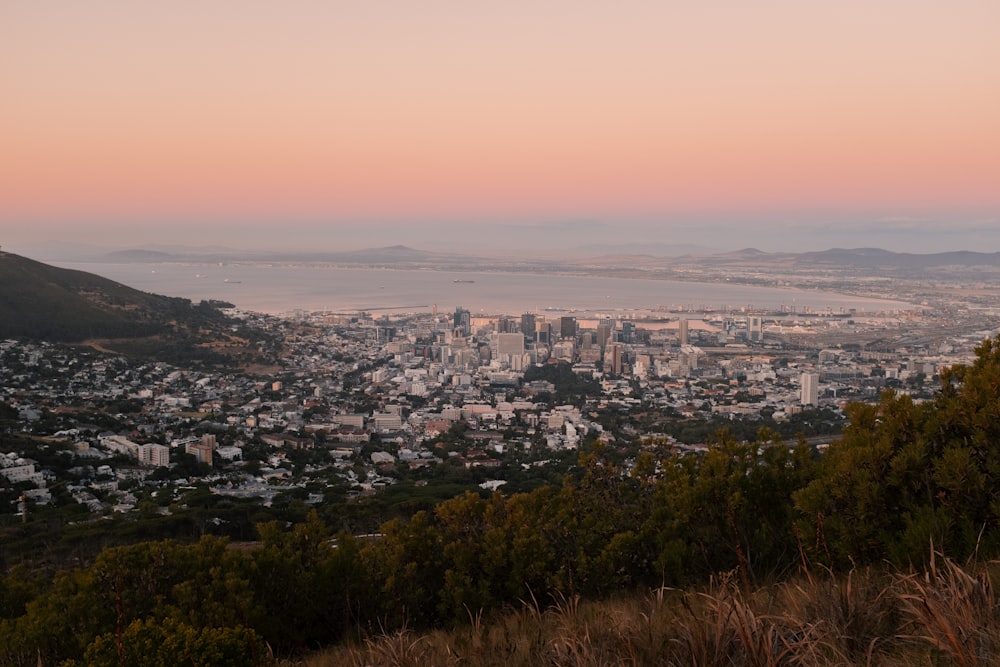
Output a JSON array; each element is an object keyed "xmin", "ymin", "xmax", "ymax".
[
  {"xmin": 800, "ymin": 372, "xmax": 819, "ymax": 406},
  {"xmin": 138, "ymin": 443, "xmax": 170, "ymax": 467}
]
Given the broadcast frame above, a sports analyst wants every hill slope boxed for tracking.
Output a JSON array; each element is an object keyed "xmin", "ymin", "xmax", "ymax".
[{"xmin": 0, "ymin": 251, "xmax": 230, "ymax": 342}]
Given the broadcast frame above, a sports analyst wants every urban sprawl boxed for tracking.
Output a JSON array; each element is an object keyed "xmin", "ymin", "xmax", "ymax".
[{"xmin": 3, "ymin": 299, "xmax": 997, "ymax": 519}]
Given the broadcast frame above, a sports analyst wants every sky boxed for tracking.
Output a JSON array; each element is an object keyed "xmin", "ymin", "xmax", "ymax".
[{"xmin": 3, "ymin": 2, "xmax": 999, "ymax": 254}]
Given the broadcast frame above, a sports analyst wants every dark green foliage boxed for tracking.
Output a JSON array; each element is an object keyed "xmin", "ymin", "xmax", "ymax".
[
  {"xmin": 251, "ymin": 513, "xmax": 373, "ymax": 648},
  {"xmin": 795, "ymin": 335, "xmax": 1000, "ymax": 567},
  {"xmin": 522, "ymin": 361, "xmax": 602, "ymax": 404},
  {"xmin": 0, "ymin": 527, "xmax": 369, "ymax": 664},
  {"xmin": 659, "ymin": 406, "xmax": 843, "ymax": 444},
  {"xmin": 79, "ymin": 618, "xmax": 268, "ymax": 667}
]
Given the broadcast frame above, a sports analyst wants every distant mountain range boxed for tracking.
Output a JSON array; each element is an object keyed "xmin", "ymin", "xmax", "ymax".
[
  {"xmin": 570, "ymin": 247, "xmax": 1000, "ymax": 274},
  {"xmin": 13, "ymin": 239, "xmax": 1000, "ymax": 272},
  {"xmin": 791, "ymin": 248, "xmax": 1000, "ymax": 270},
  {"xmin": 0, "ymin": 251, "xmax": 234, "ymax": 345},
  {"xmin": 92, "ymin": 244, "xmax": 468, "ymax": 266}
]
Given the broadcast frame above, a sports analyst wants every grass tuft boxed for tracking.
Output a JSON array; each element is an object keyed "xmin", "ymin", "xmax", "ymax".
[{"xmin": 293, "ymin": 554, "xmax": 1000, "ymax": 666}]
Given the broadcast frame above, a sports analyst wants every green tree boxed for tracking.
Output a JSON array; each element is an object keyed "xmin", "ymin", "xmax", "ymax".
[
  {"xmin": 366, "ymin": 510, "xmax": 444, "ymax": 629},
  {"xmin": 250, "ymin": 510, "xmax": 368, "ymax": 650},
  {"xmin": 796, "ymin": 335, "xmax": 1000, "ymax": 567},
  {"xmin": 4, "ymin": 567, "xmax": 109, "ymax": 667},
  {"xmin": 794, "ymin": 395, "xmax": 917, "ymax": 566},
  {"xmin": 79, "ymin": 617, "xmax": 268, "ymax": 667},
  {"xmin": 642, "ymin": 429, "xmax": 813, "ymax": 587},
  {"xmin": 432, "ymin": 491, "xmax": 510, "ymax": 621}
]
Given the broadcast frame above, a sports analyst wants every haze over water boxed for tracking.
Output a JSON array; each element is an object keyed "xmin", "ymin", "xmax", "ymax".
[{"xmin": 55, "ymin": 262, "xmax": 916, "ymax": 316}]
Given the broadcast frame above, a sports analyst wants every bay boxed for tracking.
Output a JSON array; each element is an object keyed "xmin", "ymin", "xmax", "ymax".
[{"xmin": 53, "ymin": 261, "xmax": 916, "ymax": 316}]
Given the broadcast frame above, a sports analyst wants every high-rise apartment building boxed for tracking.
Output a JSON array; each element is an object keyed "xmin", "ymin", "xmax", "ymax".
[
  {"xmin": 800, "ymin": 372, "xmax": 819, "ymax": 406},
  {"xmin": 138, "ymin": 443, "xmax": 170, "ymax": 467},
  {"xmin": 186, "ymin": 435, "xmax": 216, "ymax": 466}
]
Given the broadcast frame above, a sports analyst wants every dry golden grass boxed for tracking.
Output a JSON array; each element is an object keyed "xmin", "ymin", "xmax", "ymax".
[
  {"xmin": 895, "ymin": 551, "xmax": 999, "ymax": 667},
  {"xmin": 287, "ymin": 553, "xmax": 1000, "ymax": 667}
]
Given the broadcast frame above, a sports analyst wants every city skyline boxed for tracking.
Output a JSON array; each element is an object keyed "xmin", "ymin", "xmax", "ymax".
[{"xmin": 3, "ymin": 2, "xmax": 999, "ymax": 253}]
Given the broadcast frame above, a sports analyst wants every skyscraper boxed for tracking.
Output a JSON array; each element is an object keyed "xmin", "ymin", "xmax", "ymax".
[
  {"xmin": 535, "ymin": 319, "xmax": 551, "ymax": 345},
  {"xmin": 621, "ymin": 321, "xmax": 635, "ymax": 344},
  {"xmin": 497, "ymin": 316, "xmax": 516, "ymax": 333},
  {"xmin": 606, "ymin": 342, "xmax": 624, "ymax": 375},
  {"xmin": 559, "ymin": 316, "xmax": 577, "ymax": 340},
  {"xmin": 521, "ymin": 313, "xmax": 536, "ymax": 342},
  {"xmin": 453, "ymin": 307, "xmax": 471, "ymax": 337},
  {"xmin": 678, "ymin": 318, "xmax": 689, "ymax": 345},
  {"xmin": 800, "ymin": 372, "xmax": 819, "ymax": 406},
  {"xmin": 596, "ymin": 321, "xmax": 613, "ymax": 350}
]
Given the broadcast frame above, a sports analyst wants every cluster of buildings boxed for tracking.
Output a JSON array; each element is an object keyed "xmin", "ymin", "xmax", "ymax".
[{"xmin": 0, "ymin": 298, "xmax": 993, "ymax": 518}]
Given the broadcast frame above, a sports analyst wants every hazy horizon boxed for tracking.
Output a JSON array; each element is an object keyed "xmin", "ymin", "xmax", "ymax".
[
  {"xmin": 5, "ymin": 215, "xmax": 1000, "ymax": 259},
  {"xmin": 4, "ymin": 3, "xmax": 998, "ymax": 255}
]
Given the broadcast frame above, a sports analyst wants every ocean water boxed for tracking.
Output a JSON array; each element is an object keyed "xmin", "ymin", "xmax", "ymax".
[{"xmin": 54, "ymin": 261, "xmax": 916, "ymax": 316}]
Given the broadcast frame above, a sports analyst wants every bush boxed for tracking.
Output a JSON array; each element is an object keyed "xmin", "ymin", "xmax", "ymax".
[{"xmin": 79, "ymin": 617, "xmax": 269, "ymax": 667}]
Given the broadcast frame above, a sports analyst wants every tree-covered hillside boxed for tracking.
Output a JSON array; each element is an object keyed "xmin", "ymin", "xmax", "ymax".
[
  {"xmin": 0, "ymin": 252, "xmax": 229, "ymax": 342},
  {"xmin": 0, "ymin": 252, "xmax": 275, "ymax": 366}
]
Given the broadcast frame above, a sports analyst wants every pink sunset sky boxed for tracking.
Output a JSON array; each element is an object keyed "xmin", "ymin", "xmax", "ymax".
[{"xmin": 2, "ymin": 2, "xmax": 999, "ymax": 252}]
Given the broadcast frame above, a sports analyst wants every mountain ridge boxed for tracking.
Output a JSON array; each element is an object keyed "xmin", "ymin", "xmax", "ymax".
[
  {"xmin": 567, "ymin": 246, "xmax": 1000, "ymax": 273},
  {"xmin": 13, "ymin": 241, "xmax": 1000, "ymax": 269},
  {"xmin": 0, "ymin": 251, "xmax": 237, "ymax": 349}
]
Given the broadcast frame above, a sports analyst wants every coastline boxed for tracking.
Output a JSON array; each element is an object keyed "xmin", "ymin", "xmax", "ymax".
[{"xmin": 50, "ymin": 260, "xmax": 923, "ymax": 316}]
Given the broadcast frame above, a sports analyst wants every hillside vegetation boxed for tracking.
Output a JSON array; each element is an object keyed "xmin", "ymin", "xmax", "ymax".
[
  {"xmin": 0, "ymin": 252, "xmax": 275, "ymax": 366},
  {"xmin": 5, "ymin": 336, "xmax": 1000, "ymax": 665},
  {"xmin": 0, "ymin": 252, "xmax": 228, "ymax": 343}
]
